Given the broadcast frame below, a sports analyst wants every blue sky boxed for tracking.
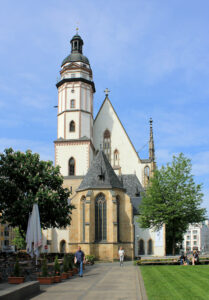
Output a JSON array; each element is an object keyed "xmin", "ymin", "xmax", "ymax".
[{"xmin": 0, "ymin": 1, "xmax": 209, "ymax": 212}]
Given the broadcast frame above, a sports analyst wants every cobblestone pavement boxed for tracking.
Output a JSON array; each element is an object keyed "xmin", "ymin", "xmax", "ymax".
[{"xmin": 30, "ymin": 262, "xmax": 142, "ymax": 300}]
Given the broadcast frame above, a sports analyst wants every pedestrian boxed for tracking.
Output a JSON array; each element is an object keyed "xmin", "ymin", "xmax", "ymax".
[
  {"xmin": 192, "ymin": 250, "xmax": 199, "ymax": 265},
  {"xmin": 75, "ymin": 246, "xmax": 85, "ymax": 277},
  {"xmin": 118, "ymin": 246, "xmax": 125, "ymax": 267}
]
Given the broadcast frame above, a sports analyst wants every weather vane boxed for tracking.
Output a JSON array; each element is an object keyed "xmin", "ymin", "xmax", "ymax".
[{"xmin": 76, "ymin": 22, "xmax": 79, "ymax": 34}]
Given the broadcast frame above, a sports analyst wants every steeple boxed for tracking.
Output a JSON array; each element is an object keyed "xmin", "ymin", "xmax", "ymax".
[{"xmin": 149, "ymin": 118, "xmax": 155, "ymax": 161}]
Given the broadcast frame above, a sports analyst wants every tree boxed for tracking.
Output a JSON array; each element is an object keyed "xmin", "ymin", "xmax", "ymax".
[
  {"xmin": 138, "ymin": 153, "xmax": 206, "ymax": 255},
  {"xmin": 0, "ymin": 148, "xmax": 74, "ymax": 237},
  {"xmin": 12, "ymin": 228, "xmax": 26, "ymax": 250}
]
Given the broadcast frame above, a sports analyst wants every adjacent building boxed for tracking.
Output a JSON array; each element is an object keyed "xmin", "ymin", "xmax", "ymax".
[{"xmin": 182, "ymin": 221, "xmax": 209, "ymax": 253}]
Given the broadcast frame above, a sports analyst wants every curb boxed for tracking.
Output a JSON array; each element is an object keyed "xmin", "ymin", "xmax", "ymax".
[{"xmin": 137, "ymin": 267, "xmax": 148, "ymax": 300}]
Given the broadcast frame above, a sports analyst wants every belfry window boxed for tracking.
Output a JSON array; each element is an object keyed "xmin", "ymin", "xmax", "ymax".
[
  {"xmin": 103, "ymin": 129, "xmax": 111, "ymax": 161},
  {"xmin": 70, "ymin": 99, "xmax": 75, "ymax": 108},
  {"xmin": 95, "ymin": 193, "xmax": 107, "ymax": 242},
  {"xmin": 114, "ymin": 149, "xmax": 119, "ymax": 166},
  {"xmin": 69, "ymin": 157, "xmax": 75, "ymax": 175},
  {"xmin": 69, "ymin": 121, "xmax": 75, "ymax": 132}
]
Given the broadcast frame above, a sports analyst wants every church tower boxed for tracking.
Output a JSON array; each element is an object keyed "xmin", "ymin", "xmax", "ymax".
[{"xmin": 54, "ymin": 32, "xmax": 95, "ymax": 176}]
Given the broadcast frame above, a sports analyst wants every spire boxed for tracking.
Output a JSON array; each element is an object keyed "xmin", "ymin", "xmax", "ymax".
[{"xmin": 149, "ymin": 118, "xmax": 155, "ymax": 161}]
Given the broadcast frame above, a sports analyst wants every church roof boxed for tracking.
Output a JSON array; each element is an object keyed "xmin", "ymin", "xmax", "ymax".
[
  {"xmin": 119, "ymin": 174, "xmax": 143, "ymax": 215},
  {"xmin": 77, "ymin": 151, "xmax": 124, "ymax": 192},
  {"xmin": 61, "ymin": 53, "xmax": 89, "ymax": 66}
]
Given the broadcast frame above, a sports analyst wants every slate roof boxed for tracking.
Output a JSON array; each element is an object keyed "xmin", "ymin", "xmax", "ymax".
[
  {"xmin": 118, "ymin": 174, "xmax": 144, "ymax": 215},
  {"xmin": 77, "ymin": 151, "xmax": 124, "ymax": 191}
]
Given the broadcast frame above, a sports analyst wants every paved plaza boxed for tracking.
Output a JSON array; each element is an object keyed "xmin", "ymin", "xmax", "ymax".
[{"xmin": 30, "ymin": 262, "xmax": 144, "ymax": 300}]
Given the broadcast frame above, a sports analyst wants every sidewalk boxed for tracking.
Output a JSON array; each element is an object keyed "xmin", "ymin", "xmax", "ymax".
[{"xmin": 29, "ymin": 262, "xmax": 144, "ymax": 300}]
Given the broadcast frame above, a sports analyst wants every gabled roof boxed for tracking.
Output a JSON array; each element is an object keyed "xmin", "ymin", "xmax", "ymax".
[
  {"xmin": 77, "ymin": 150, "xmax": 124, "ymax": 192},
  {"xmin": 118, "ymin": 174, "xmax": 144, "ymax": 198},
  {"xmin": 94, "ymin": 97, "xmax": 141, "ymax": 162}
]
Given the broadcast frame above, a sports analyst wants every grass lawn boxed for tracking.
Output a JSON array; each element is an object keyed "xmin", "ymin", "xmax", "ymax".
[{"xmin": 140, "ymin": 265, "xmax": 209, "ymax": 300}]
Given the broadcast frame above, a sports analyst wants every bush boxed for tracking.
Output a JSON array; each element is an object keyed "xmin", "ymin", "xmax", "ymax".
[
  {"xmin": 14, "ymin": 259, "xmax": 20, "ymax": 277},
  {"xmin": 41, "ymin": 257, "xmax": 48, "ymax": 277},
  {"xmin": 86, "ymin": 255, "xmax": 95, "ymax": 264},
  {"xmin": 54, "ymin": 255, "xmax": 60, "ymax": 275},
  {"xmin": 63, "ymin": 255, "xmax": 69, "ymax": 273}
]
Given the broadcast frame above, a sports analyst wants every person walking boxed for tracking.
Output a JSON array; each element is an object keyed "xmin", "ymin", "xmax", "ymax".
[
  {"xmin": 75, "ymin": 246, "xmax": 85, "ymax": 277},
  {"xmin": 118, "ymin": 246, "xmax": 125, "ymax": 267}
]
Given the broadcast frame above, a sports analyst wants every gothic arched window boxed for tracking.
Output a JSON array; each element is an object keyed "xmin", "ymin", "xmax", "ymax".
[
  {"xmin": 95, "ymin": 193, "xmax": 107, "ymax": 242},
  {"xmin": 69, "ymin": 157, "xmax": 75, "ymax": 175},
  {"xmin": 70, "ymin": 99, "xmax": 75, "ymax": 108},
  {"xmin": 117, "ymin": 196, "xmax": 120, "ymax": 242},
  {"xmin": 69, "ymin": 121, "xmax": 75, "ymax": 132},
  {"xmin": 144, "ymin": 166, "xmax": 150, "ymax": 179},
  {"xmin": 103, "ymin": 129, "xmax": 111, "ymax": 161},
  {"xmin": 81, "ymin": 197, "xmax": 86, "ymax": 242},
  {"xmin": 114, "ymin": 149, "xmax": 119, "ymax": 166},
  {"xmin": 138, "ymin": 239, "xmax": 145, "ymax": 255},
  {"xmin": 147, "ymin": 239, "xmax": 153, "ymax": 255}
]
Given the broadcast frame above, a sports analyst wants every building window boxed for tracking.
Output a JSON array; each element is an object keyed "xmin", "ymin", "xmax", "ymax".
[
  {"xmin": 147, "ymin": 239, "xmax": 153, "ymax": 255},
  {"xmin": 193, "ymin": 241, "xmax": 197, "ymax": 245},
  {"xmin": 186, "ymin": 241, "xmax": 190, "ymax": 246},
  {"xmin": 60, "ymin": 240, "xmax": 66, "ymax": 253},
  {"xmin": 69, "ymin": 121, "xmax": 75, "ymax": 132},
  {"xmin": 138, "ymin": 239, "xmax": 145, "ymax": 255},
  {"xmin": 193, "ymin": 230, "xmax": 197, "ymax": 234},
  {"xmin": 193, "ymin": 235, "xmax": 197, "ymax": 240},
  {"xmin": 95, "ymin": 193, "xmax": 107, "ymax": 242},
  {"xmin": 114, "ymin": 149, "xmax": 119, "ymax": 166},
  {"xmin": 4, "ymin": 240, "xmax": 9, "ymax": 246},
  {"xmin": 69, "ymin": 157, "xmax": 75, "ymax": 175},
  {"xmin": 70, "ymin": 99, "xmax": 75, "ymax": 108},
  {"xmin": 81, "ymin": 197, "xmax": 86, "ymax": 242},
  {"xmin": 103, "ymin": 129, "xmax": 111, "ymax": 161},
  {"xmin": 187, "ymin": 236, "xmax": 190, "ymax": 240},
  {"xmin": 144, "ymin": 166, "xmax": 150, "ymax": 179},
  {"xmin": 117, "ymin": 196, "xmax": 120, "ymax": 242},
  {"xmin": 4, "ymin": 231, "xmax": 9, "ymax": 237}
]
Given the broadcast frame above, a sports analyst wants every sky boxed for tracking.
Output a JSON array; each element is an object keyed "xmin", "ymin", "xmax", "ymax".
[{"xmin": 0, "ymin": 0, "xmax": 209, "ymax": 212}]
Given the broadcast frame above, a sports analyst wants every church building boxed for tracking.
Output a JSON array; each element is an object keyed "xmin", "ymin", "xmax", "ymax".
[{"xmin": 42, "ymin": 32, "xmax": 165, "ymax": 259}]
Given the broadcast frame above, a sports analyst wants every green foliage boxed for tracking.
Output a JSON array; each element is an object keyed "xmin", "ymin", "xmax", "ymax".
[
  {"xmin": 67, "ymin": 254, "xmax": 73, "ymax": 270},
  {"xmin": 14, "ymin": 258, "xmax": 20, "ymax": 277},
  {"xmin": 12, "ymin": 228, "xmax": 26, "ymax": 250},
  {"xmin": 0, "ymin": 148, "xmax": 74, "ymax": 235},
  {"xmin": 86, "ymin": 255, "xmax": 95, "ymax": 264},
  {"xmin": 41, "ymin": 257, "xmax": 48, "ymax": 277},
  {"xmin": 63, "ymin": 255, "xmax": 69, "ymax": 273},
  {"xmin": 54, "ymin": 255, "xmax": 60, "ymax": 275},
  {"xmin": 138, "ymin": 153, "xmax": 206, "ymax": 255}
]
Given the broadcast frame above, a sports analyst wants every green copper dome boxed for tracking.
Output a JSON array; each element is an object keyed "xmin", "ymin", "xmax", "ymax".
[{"xmin": 61, "ymin": 33, "xmax": 90, "ymax": 66}]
